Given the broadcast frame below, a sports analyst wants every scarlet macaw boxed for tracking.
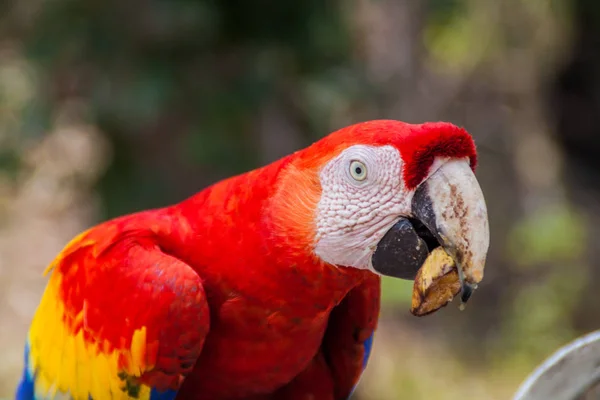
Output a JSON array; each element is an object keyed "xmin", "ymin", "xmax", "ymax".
[{"xmin": 16, "ymin": 120, "xmax": 490, "ymax": 400}]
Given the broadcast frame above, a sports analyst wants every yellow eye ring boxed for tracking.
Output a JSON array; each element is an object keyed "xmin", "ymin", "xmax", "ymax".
[{"xmin": 349, "ymin": 160, "xmax": 367, "ymax": 181}]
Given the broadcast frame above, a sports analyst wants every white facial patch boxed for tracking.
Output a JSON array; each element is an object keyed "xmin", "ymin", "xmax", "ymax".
[{"xmin": 313, "ymin": 145, "xmax": 413, "ymax": 271}]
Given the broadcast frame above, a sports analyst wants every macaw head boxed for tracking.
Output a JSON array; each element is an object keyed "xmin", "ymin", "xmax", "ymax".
[{"xmin": 272, "ymin": 119, "xmax": 489, "ymax": 301}]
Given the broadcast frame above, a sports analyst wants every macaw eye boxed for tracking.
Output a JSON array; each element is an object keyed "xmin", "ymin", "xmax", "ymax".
[{"xmin": 349, "ymin": 160, "xmax": 367, "ymax": 181}]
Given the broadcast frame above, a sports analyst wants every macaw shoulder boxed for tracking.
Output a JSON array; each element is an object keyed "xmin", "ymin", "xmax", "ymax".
[{"xmin": 46, "ymin": 210, "xmax": 178, "ymax": 272}]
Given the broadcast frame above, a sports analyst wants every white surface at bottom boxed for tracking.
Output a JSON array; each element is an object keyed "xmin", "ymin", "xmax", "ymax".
[{"xmin": 513, "ymin": 330, "xmax": 600, "ymax": 400}]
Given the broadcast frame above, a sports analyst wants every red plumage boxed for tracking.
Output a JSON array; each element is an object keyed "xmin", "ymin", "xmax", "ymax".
[
  {"xmin": 22, "ymin": 120, "xmax": 478, "ymax": 400},
  {"xmin": 299, "ymin": 120, "xmax": 477, "ymax": 190},
  {"xmin": 52, "ymin": 215, "xmax": 210, "ymax": 392}
]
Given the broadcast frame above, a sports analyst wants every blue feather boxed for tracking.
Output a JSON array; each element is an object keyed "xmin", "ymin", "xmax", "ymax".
[
  {"xmin": 347, "ymin": 331, "xmax": 375, "ymax": 399},
  {"xmin": 15, "ymin": 341, "xmax": 35, "ymax": 400},
  {"xmin": 362, "ymin": 332, "xmax": 374, "ymax": 368},
  {"xmin": 150, "ymin": 387, "xmax": 178, "ymax": 400}
]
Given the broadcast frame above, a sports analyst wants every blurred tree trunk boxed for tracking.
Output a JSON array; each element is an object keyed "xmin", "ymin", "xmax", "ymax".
[{"xmin": 550, "ymin": 0, "xmax": 600, "ymax": 333}]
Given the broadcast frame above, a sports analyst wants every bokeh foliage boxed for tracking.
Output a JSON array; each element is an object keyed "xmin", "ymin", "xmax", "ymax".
[{"xmin": 8, "ymin": 0, "xmax": 368, "ymax": 218}]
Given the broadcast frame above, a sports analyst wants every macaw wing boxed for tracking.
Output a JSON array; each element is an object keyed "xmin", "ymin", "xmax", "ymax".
[
  {"xmin": 323, "ymin": 274, "xmax": 381, "ymax": 400},
  {"xmin": 16, "ymin": 225, "xmax": 210, "ymax": 400}
]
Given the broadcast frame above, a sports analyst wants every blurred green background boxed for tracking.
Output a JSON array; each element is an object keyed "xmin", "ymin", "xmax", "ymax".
[{"xmin": 1, "ymin": 0, "xmax": 600, "ymax": 398}]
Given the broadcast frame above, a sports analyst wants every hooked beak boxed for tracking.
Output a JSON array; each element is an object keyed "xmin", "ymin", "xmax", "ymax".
[
  {"xmin": 411, "ymin": 159, "xmax": 490, "ymax": 302},
  {"xmin": 372, "ymin": 159, "xmax": 489, "ymax": 304}
]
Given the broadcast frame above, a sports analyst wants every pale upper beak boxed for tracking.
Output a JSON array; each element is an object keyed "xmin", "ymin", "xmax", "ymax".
[
  {"xmin": 411, "ymin": 159, "xmax": 490, "ymax": 301},
  {"xmin": 371, "ymin": 159, "xmax": 490, "ymax": 304}
]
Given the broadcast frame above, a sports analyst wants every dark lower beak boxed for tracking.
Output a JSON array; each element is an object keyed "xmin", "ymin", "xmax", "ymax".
[{"xmin": 370, "ymin": 218, "xmax": 430, "ymax": 280}]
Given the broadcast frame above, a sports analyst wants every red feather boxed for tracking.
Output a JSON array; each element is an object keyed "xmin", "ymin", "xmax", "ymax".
[
  {"xmin": 295, "ymin": 119, "xmax": 477, "ymax": 190},
  {"xmin": 23, "ymin": 120, "xmax": 477, "ymax": 400}
]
